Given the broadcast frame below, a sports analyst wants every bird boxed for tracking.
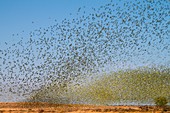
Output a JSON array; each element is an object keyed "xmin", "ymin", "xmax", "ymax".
[{"xmin": 0, "ymin": 0, "xmax": 169, "ymax": 103}]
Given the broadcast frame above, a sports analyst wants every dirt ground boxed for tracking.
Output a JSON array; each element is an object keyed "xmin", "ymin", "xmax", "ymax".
[{"xmin": 0, "ymin": 102, "xmax": 169, "ymax": 113}]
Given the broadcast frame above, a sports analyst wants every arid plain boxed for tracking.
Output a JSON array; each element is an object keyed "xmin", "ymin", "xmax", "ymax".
[{"xmin": 0, "ymin": 102, "xmax": 169, "ymax": 113}]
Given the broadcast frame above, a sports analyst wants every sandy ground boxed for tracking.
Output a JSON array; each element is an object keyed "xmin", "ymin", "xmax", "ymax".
[{"xmin": 0, "ymin": 102, "xmax": 169, "ymax": 113}]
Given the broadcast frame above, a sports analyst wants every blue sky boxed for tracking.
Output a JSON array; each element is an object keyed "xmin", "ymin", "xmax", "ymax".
[{"xmin": 0, "ymin": 0, "xmax": 108, "ymax": 45}]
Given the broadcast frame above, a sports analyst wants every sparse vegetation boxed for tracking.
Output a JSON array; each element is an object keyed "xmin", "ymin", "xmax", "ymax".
[{"xmin": 154, "ymin": 96, "xmax": 168, "ymax": 106}]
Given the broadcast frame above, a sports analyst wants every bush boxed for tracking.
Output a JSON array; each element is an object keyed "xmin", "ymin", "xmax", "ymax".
[{"xmin": 154, "ymin": 96, "xmax": 168, "ymax": 106}]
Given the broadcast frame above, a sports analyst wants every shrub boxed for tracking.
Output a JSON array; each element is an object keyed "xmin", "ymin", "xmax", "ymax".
[{"xmin": 154, "ymin": 96, "xmax": 168, "ymax": 106}]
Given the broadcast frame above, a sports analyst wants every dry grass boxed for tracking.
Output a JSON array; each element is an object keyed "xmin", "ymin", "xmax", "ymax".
[{"xmin": 0, "ymin": 102, "xmax": 169, "ymax": 113}]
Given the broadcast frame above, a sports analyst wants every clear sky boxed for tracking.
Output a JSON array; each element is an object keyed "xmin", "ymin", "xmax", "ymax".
[{"xmin": 0, "ymin": 0, "xmax": 108, "ymax": 45}]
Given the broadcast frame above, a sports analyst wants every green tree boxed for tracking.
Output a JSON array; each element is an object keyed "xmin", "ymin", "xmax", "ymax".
[{"xmin": 154, "ymin": 97, "xmax": 168, "ymax": 106}]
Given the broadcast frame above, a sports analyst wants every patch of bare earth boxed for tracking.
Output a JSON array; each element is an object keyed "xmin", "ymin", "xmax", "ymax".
[{"xmin": 0, "ymin": 102, "xmax": 169, "ymax": 113}]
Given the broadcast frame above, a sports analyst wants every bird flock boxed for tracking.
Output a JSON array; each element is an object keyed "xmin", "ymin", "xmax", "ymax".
[{"xmin": 0, "ymin": 0, "xmax": 169, "ymax": 102}]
